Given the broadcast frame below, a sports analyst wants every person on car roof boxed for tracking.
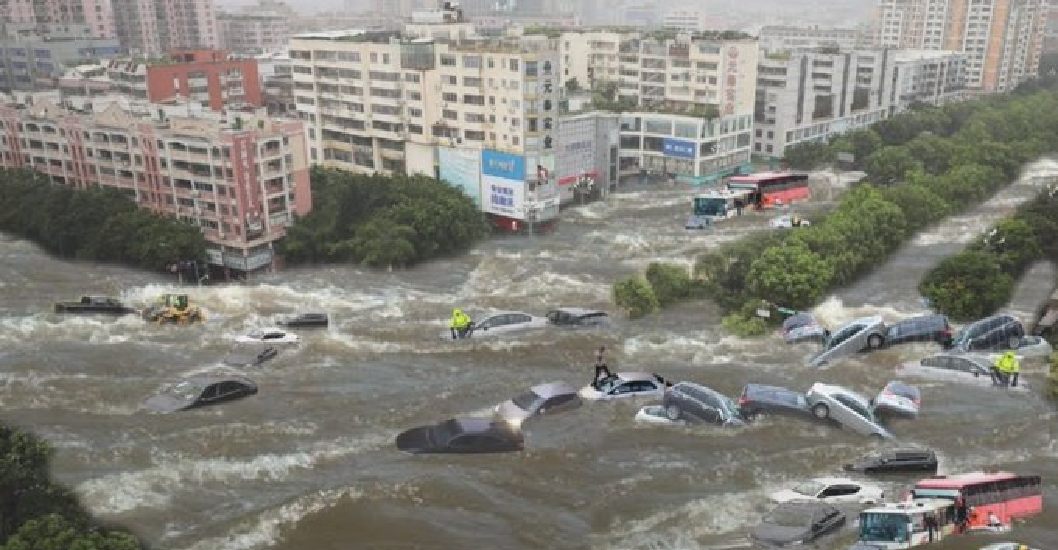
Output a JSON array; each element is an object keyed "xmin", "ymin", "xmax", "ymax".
[
  {"xmin": 992, "ymin": 351, "xmax": 1020, "ymax": 387},
  {"xmin": 449, "ymin": 308, "xmax": 472, "ymax": 340},
  {"xmin": 592, "ymin": 345, "xmax": 614, "ymax": 389}
]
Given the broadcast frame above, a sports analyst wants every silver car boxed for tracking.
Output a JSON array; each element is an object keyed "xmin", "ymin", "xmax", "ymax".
[
  {"xmin": 495, "ymin": 381, "xmax": 582, "ymax": 424},
  {"xmin": 872, "ymin": 380, "xmax": 921, "ymax": 418},
  {"xmin": 809, "ymin": 316, "xmax": 887, "ymax": 367},
  {"xmin": 896, "ymin": 353, "xmax": 1030, "ymax": 391},
  {"xmin": 439, "ymin": 311, "xmax": 549, "ymax": 341},
  {"xmin": 806, "ymin": 383, "xmax": 893, "ymax": 439}
]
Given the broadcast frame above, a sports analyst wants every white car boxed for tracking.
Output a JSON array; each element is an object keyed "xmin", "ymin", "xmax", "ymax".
[
  {"xmin": 578, "ymin": 372, "xmax": 668, "ymax": 401},
  {"xmin": 235, "ymin": 327, "xmax": 299, "ymax": 345},
  {"xmin": 872, "ymin": 380, "xmax": 921, "ymax": 417},
  {"xmin": 769, "ymin": 214, "xmax": 811, "ymax": 228},
  {"xmin": 634, "ymin": 405, "xmax": 685, "ymax": 426},
  {"xmin": 769, "ymin": 477, "xmax": 885, "ymax": 505},
  {"xmin": 806, "ymin": 383, "xmax": 893, "ymax": 439},
  {"xmin": 439, "ymin": 311, "xmax": 548, "ymax": 341},
  {"xmin": 495, "ymin": 381, "xmax": 581, "ymax": 425},
  {"xmin": 896, "ymin": 353, "xmax": 1030, "ymax": 391}
]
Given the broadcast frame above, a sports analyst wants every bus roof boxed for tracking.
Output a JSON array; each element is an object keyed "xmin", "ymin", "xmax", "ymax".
[
  {"xmin": 728, "ymin": 171, "xmax": 807, "ymax": 183},
  {"xmin": 915, "ymin": 472, "xmax": 1021, "ymax": 489},
  {"xmin": 861, "ymin": 498, "xmax": 953, "ymax": 515},
  {"xmin": 695, "ymin": 188, "xmax": 754, "ymax": 199}
]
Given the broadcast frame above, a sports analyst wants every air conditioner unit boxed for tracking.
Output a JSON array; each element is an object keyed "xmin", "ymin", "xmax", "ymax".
[{"xmin": 217, "ymin": 232, "xmax": 225, "ymax": 238}]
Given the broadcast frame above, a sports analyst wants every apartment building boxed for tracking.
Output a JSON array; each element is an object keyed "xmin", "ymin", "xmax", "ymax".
[
  {"xmin": 218, "ymin": 11, "xmax": 290, "ymax": 54},
  {"xmin": 877, "ymin": 0, "xmax": 1048, "ymax": 93},
  {"xmin": 1044, "ymin": 2, "xmax": 1058, "ymax": 54},
  {"xmin": 290, "ymin": 30, "xmax": 563, "ymax": 230},
  {"xmin": 559, "ymin": 31, "xmax": 621, "ymax": 91},
  {"xmin": 554, "ymin": 108, "xmax": 619, "ymax": 205},
  {"xmin": 753, "ymin": 47, "xmax": 967, "ymax": 158},
  {"xmin": 0, "ymin": 98, "xmax": 310, "ymax": 273},
  {"xmin": 257, "ymin": 51, "xmax": 294, "ymax": 115},
  {"xmin": 758, "ymin": 25, "xmax": 874, "ymax": 53},
  {"xmin": 0, "ymin": 25, "xmax": 120, "ymax": 91},
  {"xmin": 111, "ymin": 0, "xmax": 219, "ymax": 54},
  {"xmin": 663, "ymin": 10, "xmax": 706, "ymax": 33},
  {"xmin": 63, "ymin": 50, "xmax": 262, "ymax": 111},
  {"xmin": 0, "ymin": 0, "xmax": 116, "ymax": 38}
]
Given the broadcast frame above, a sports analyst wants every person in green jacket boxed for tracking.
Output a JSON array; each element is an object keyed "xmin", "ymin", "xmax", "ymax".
[
  {"xmin": 449, "ymin": 308, "xmax": 472, "ymax": 340},
  {"xmin": 992, "ymin": 351, "xmax": 1020, "ymax": 387}
]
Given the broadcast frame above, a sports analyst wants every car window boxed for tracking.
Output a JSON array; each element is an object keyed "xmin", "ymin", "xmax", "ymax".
[
  {"xmin": 921, "ymin": 355, "xmax": 944, "ymax": 368},
  {"xmin": 629, "ymin": 381, "xmax": 657, "ymax": 392},
  {"xmin": 449, "ymin": 434, "xmax": 480, "ymax": 448},
  {"xmin": 610, "ymin": 383, "xmax": 634, "ymax": 395},
  {"xmin": 829, "ymin": 324, "xmax": 864, "ymax": 348},
  {"xmin": 835, "ymin": 395, "xmax": 872, "ymax": 420},
  {"xmin": 546, "ymin": 394, "xmax": 576, "ymax": 408},
  {"xmin": 264, "ymin": 332, "xmax": 283, "ymax": 340},
  {"xmin": 820, "ymin": 484, "xmax": 861, "ymax": 497},
  {"xmin": 509, "ymin": 314, "xmax": 532, "ymax": 324},
  {"xmin": 201, "ymin": 384, "xmax": 220, "ymax": 400},
  {"xmin": 217, "ymin": 381, "xmax": 244, "ymax": 396}
]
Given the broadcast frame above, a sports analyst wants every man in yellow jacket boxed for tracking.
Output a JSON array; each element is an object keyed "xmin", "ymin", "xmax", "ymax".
[
  {"xmin": 992, "ymin": 351, "xmax": 1020, "ymax": 387},
  {"xmin": 449, "ymin": 308, "xmax": 472, "ymax": 340}
]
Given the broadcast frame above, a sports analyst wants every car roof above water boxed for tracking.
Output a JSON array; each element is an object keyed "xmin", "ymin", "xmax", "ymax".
[
  {"xmin": 529, "ymin": 381, "xmax": 577, "ymax": 397},
  {"xmin": 550, "ymin": 307, "xmax": 606, "ymax": 316},
  {"xmin": 183, "ymin": 374, "xmax": 256, "ymax": 387}
]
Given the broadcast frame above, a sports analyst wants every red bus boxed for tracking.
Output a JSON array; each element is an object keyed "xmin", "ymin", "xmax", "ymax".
[
  {"xmin": 911, "ymin": 472, "xmax": 1043, "ymax": 529},
  {"xmin": 726, "ymin": 171, "xmax": 810, "ymax": 209}
]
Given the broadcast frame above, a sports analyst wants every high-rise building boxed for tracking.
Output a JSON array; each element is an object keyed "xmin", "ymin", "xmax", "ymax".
[
  {"xmin": 662, "ymin": 10, "xmax": 706, "ymax": 33},
  {"xmin": 218, "ymin": 11, "xmax": 290, "ymax": 54},
  {"xmin": 111, "ymin": 0, "xmax": 219, "ymax": 54},
  {"xmin": 0, "ymin": 0, "xmax": 116, "ymax": 38},
  {"xmin": 759, "ymin": 25, "xmax": 874, "ymax": 53},
  {"xmin": 877, "ymin": 0, "xmax": 1048, "ymax": 92}
]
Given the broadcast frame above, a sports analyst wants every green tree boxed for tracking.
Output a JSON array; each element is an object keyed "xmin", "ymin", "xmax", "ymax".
[
  {"xmin": 782, "ymin": 141, "xmax": 833, "ymax": 170},
  {"xmin": 920, "ymin": 251, "xmax": 1014, "ymax": 321},
  {"xmin": 644, "ymin": 263, "xmax": 695, "ymax": 307},
  {"xmin": 864, "ymin": 145, "xmax": 922, "ymax": 185},
  {"xmin": 1, "ymin": 515, "xmax": 140, "ymax": 550},
  {"xmin": 879, "ymin": 183, "xmax": 952, "ymax": 231},
  {"xmin": 746, "ymin": 242, "xmax": 834, "ymax": 309},
  {"xmin": 974, "ymin": 218, "xmax": 1042, "ymax": 274},
  {"xmin": 612, "ymin": 276, "xmax": 659, "ymax": 319}
]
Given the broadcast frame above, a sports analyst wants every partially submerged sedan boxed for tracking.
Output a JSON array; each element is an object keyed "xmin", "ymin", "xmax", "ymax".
[
  {"xmin": 750, "ymin": 502, "xmax": 845, "ymax": 548},
  {"xmin": 144, "ymin": 375, "xmax": 258, "ymax": 413},
  {"xmin": 661, "ymin": 381, "xmax": 745, "ymax": 426},
  {"xmin": 395, "ymin": 418, "xmax": 523, "ymax": 454},
  {"xmin": 276, "ymin": 312, "xmax": 329, "ymax": 329},
  {"xmin": 844, "ymin": 448, "xmax": 938, "ymax": 474},
  {"xmin": 495, "ymin": 381, "xmax": 581, "ymax": 425},
  {"xmin": 806, "ymin": 383, "xmax": 893, "ymax": 439},
  {"xmin": 809, "ymin": 316, "xmax": 887, "ymax": 367},
  {"xmin": 440, "ymin": 311, "xmax": 548, "ymax": 340},
  {"xmin": 236, "ymin": 327, "xmax": 300, "ymax": 345},
  {"xmin": 782, "ymin": 313, "xmax": 828, "ymax": 344},
  {"xmin": 545, "ymin": 308, "xmax": 610, "ymax": 328},
  {"xmin": 896, "ymin": 353, "xmax": 1030, "ymax": 391},
  {"xmin": 872, "ymin": 381, "xmax": 921, "ymax": 418},
  {"xmin": 578, "ymin": 372, "xmax": 669, "ymax": 401},
  {"xmin": 737, "ymin": 383, "xmax": 813, "ymax": 421},
  {"xmin": 769, "ymin": 477, "xmax": 885, "ymax": 505}
]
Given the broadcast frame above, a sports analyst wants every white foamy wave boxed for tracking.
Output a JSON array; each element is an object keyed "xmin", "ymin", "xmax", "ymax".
[
  {"xmin": 179, "ymin": 488, "xmax": 362, "ymax": 550},
  {"xmin": 811, "ymin": 296, "xmax": 924, "ymax": 327},
  {"xmin": 605, "ymin": 487, "xmax": 769, "ymax": 545},
  {"xmin": 78, "ymin": 433, "xmax": 391, "ymax": 515}
]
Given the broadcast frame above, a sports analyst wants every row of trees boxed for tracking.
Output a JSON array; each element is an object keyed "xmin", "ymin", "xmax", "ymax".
[
  {"xmin": 0, "ymin": 169, "xmax": 206, "ymax": 272},
  {"xmin": 278, "ymin": 167, "xmax": 489, "ymax": 268},
  {"xmin": 920, "ymin": 186, "xmax": 1058, "ymax": 321},
  {"xmin": 0, "ymin": 424, "xmax": 142, "ymax": 549},
  {"xmin": 615, "ymin": 82, "xmax": 1058, "ymax": 334}
]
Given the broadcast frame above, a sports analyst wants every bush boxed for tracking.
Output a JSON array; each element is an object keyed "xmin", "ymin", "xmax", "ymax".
[
  {"xmin": 612, "ymin": 276, "xmax": 659, "ymax": 319},
  {"xmin": 644, "ymin": 263, "xmax": 695, "ymax": 307},
  {"xmin": 721, "ymin": 311, "xmax": 768, "ymax": 337},
  {"xmin": 920, "ymin": 251, "xmax": 1015, "ymax": 321},
  {"xmin": 745, "ymin": 242, "xmax": 834, "ymax": 310},
  {"xmin": 1048, "ymin": 352, "xmax": 1058, "ymax": 400}
]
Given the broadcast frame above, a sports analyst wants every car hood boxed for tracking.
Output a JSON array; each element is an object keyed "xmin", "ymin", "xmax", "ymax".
[
  {"xmin": 495, "ymin": 401, "xmax": 532, "ymax": 423},
  {"xmin": 769, "ymin": 489, "xmax": 811, "ymax": 503},
  {"xmin": 751, "ymin": 524, "xmax": 811, "ymax": 545},
  {"xmin": 874, "ymin": 394, "xmax": 919, "ymax": 413},
  {"xmin": 395, "ymin": 426, "xmax": 437, "ymax": 453},
  {"xmin": 144, "ymin": 393, "xmax": 192, "ymax": 413},
  {"xmin": 577, "ymin": 386, "xmax": 605, "ymax": 399}
]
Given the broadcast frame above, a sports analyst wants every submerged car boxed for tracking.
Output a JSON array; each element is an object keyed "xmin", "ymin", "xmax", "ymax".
[
  {"xmin": 750, "ymin": 502, "xmax": 845, "ymax": 547},
  {"xmin": 495, "ymin": 381, "xmax": 581, "ymax": 424},
  {"xmin": 805, "ymin": 383, "xmax": 893, "ymax": 439},
  {"xmin": 896, "ymin": 353, "xmax": 1030, "ymax": 391},
  {"xmin": 769, "ymin": 477, "xmax": 885, "ymax": 505},
  {"xmin": 844, "ymin": 448, "xmax": 938, "ymax": 474},
  {"xmin": 782, "ymin": 313, "xmax": 828, "ymax": 344},
  {"xmin": 769, "ymin": 214, "xmax": 811, "ymax": 229},
  {"xmin": 144, "ymin": 375, "xmax": 258, "ymax": 413},
  {"xmin": 276, "ymin": 312, "xmax": 329, "ymax": 328},
  {"xmin": 737, "ymin": 383, "xmax": 813, "ymax": 421},
  {"xmin": 872, "ymin": 381, "xmax": 921, "ymax": 418},
  {"xmin": 395, "ymin": 418, "xmax": 523, "ymax": 454},
  {"xmin": 884, "ymin": 314, "xmax": 953, "ymax": 348},
  {"xmin": 222, "ymin": 345, "xmax": 279, "ymax": 368},
  {"xmin": 545, "ymin": 308, "xmax": 610, "ymax": 328},
  {"xmin": 1011, "ymin": 335, "xmax": 1053, "ymax": 360},
  {"xmin": 634, "ymin": 404, "xmax": 685, "ymax": 425},
  {"xmin": 951, "ymin": 314, "xmax": 1025, "ymax": 352},
  {"xmin": 236, "ymin": 327, "xmax": 299, "ymax": 345},
  {"xmin": 662, "ymin": 382, "xmax": 745, "ymax": 426},
  {"xmin": 578, "ymin": 372, "xmax": 669, "ymax": 401},
  {"xmin": 809, "ymin": 316, "xmax": 887, "ymax": 367},
  {"xmin": 54, "ymin": 295, "xmax": 136, "ymax": 315},
  {"xmin": 440, "ymin": 311, "xmax": 549, "ymax": 340}
]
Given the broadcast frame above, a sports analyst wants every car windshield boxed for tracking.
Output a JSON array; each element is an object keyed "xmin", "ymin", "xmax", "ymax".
[
  {"xmin": 766, "ymin": 507, "xmax": 813, "ymax": 526},
  {"xmin": 431, "ymin": 419, "xmax": 465, "ymax": 444},
  {"xmin": 887, "ymin": 382, "xmax": 920, "ymax": 401},
  {"xmin": 168, "ymin": 381, "xmax": 202, "ymax": 401},
  {"xmin": 598, "ymin": 377, "xmax": 622, "ymax": 393},
  {"xmin": 793, "ymin": 481, "xmax": 824, "ymax": 496},
  {"xmin": 826, "ymin": 324, "xmax": 864, "ymax": 349},
  {"xmin": 717, "ymin": 395, "xmax": 740, "ymax": 418},
  {"xmin": 511, "ymin": 390, "xmax": 542, "ymax": 410},
  {"xmin": 859, "ymin": 512, "xmax": 910, "ymax": 542}
]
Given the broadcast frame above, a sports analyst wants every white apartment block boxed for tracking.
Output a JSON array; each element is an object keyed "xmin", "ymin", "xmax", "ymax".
[
  {"xmin": 559, "ymin": 31, "xmax": 622, "ymax": 91},
  {"xmin": 290, "ymin": 30, "xmax": 563, "ymax": 227},
  {"xmin": 663, "ymin": 10, "xmax": 706, "ymax": 33},
  {"xmin": 759, "ymin": 25, "xmax": 873, "ymax": 53},
  {"xmin": 754, "ymin": 47, "xmax": 967, "ymax": 158},
  {"xmin": 218, "ymin": 12, "xmax": 290, "ymax": 54},
  {"xmin": 877, "ymin": 0, "xmax": 1048, "ymax": 93}
]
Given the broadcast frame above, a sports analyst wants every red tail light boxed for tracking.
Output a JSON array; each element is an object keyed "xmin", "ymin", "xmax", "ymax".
[{"xmin": 738, "ymin": 395, "xmax": 749, "ymax": 406}]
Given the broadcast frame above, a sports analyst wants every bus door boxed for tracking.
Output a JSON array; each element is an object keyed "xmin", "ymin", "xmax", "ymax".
[{"xmin": 908, "ymin": 506, "xmax": 955, "ymax": 544}]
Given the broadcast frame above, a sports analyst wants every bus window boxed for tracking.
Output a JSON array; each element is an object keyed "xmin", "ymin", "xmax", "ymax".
[{"xmin": 860, "ymin": 512, "xmax": 910, "ymax": 543}]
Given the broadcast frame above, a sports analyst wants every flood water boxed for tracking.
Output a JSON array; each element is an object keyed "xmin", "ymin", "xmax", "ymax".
[{"xmin": 2, "ymin": 161, "xmax": 1058, "ymax": 550}]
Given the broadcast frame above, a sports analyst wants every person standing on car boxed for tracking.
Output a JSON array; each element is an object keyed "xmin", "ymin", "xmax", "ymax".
[
  {"xmin": 993, "ymin": 351, "xmax": 1020, "ymax": 386},
  {"xmin": 593, "ymin": 345, "xmax": 613, "ymax": 388}
]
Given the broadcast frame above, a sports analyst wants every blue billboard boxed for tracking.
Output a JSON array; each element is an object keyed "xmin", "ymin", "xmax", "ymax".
[
  {"xmin": 481, "ymin": 149, "xmax": 526, "ymax": 218},
  {"xmin": 662, "ymin": 138, "xmax": 697, "ymax": 159},
  {"xmin": 482, "ymin": 149, "xmax": 526, "ymax": 180}
]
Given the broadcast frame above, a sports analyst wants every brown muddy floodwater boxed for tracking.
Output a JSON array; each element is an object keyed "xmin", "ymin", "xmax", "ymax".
[{"xmin": 2, "ymin": 162, "xmax": 1058, "ymax": 550}]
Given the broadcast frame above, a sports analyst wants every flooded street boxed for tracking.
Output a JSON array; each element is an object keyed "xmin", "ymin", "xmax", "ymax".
[{"xmin": 2, "ymin": 160, "xmax": 1058, "ymax": 550}]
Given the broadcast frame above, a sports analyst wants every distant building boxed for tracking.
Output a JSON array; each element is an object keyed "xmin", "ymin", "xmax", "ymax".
[
  {"xmin": 0, "ymin": 97, "xmax": 311, "ymax": 275},
  {"xmin": 257, "ymin": 51, "xmax": 294, "ymax": 115},
  {"xmin": 111, "ymin": 0, "xmax": 220, "ymax": 54},
  {"xmin": 1045, "ymin": 3, "xmax": 1058, "ymax": 54},
  {"xmin": 877, "ymin": 0, "xmax": 1048, "ymax": 93},
  {"xmin": 559, "ymin": 30, "xmax": 622, "ymax": 90},
  {"xmin": 554, "ymin": 110, "xmax": 619, "ymax": 204},
  {"xmin": 0, "ymin": 0, "xmax": 116, "ymax": 39},
  {"xmin": 621, "ymin": 3, "xmax": 660, "ymax": 28},
  {"xmin": 754, "ymin": 47, "xmax": 967, "ymax": 158},
  {"xmin": 759, "ymin": 25, "xmax": 873, "ymax": 53},
  {"xmin": 0, "ymin": 25, "xmax": 120, "ymax": 91},
  {"xmin": 663, "ymin": 10, "xmax": 705, "ymax": 33},
  {"xmin": 218, "ymin": 11, "xmax": 290, "ymax": 54}
]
